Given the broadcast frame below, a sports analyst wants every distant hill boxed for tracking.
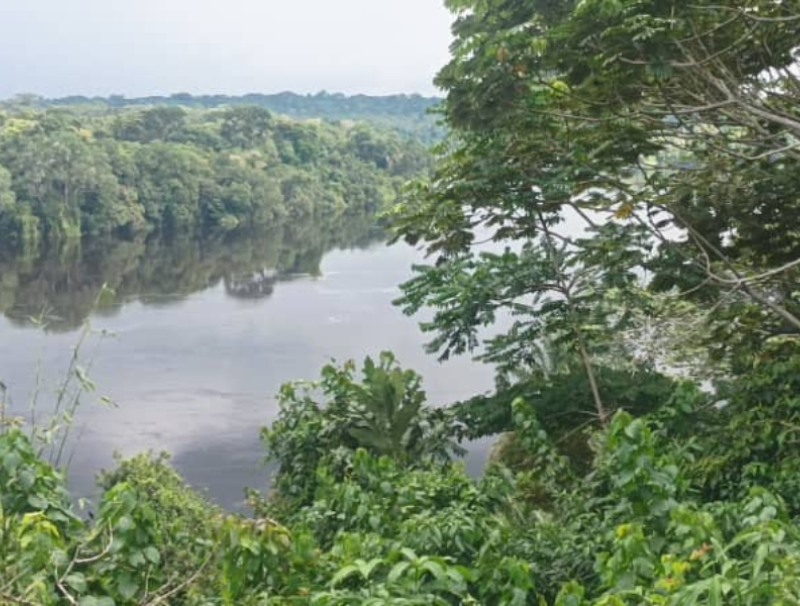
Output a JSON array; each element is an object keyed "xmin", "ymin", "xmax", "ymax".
[{"xmin": 10, "ymin": 92, "xmax": 445, "ymax": 143}]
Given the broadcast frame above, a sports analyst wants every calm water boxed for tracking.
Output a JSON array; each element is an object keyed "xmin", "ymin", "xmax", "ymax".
[{"xmin": 0, "ymin": 217, "xmax": 497, "ymax": 509}]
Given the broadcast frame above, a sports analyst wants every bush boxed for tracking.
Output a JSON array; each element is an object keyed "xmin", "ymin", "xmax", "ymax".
[{"xmin": 262, "ymin": 352, "xmax": 464, "ymax": 508}]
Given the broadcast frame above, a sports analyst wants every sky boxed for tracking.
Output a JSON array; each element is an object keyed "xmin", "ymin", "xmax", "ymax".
[{"xmin": 0, "ymin": 0, "xmax": 454, "ymax": 99}]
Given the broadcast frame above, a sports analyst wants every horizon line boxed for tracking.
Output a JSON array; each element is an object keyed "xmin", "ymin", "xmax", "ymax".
[{"xmin": 2, "ymin": 90, "xmax": 445, "ymax": 103}]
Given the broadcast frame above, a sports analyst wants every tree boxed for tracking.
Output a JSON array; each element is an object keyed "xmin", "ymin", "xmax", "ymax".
[
  {"xmin": 0, "ymin": 164, "xmax": 37, "ymax": 248},
  {"xmin": 132, "ymin": 142, "xmax": 212, "ymax": 230},
  {"xmin": 113, "ymin": 106, "xmax": 188, "ymax": 143},
  {"xmin": 0, "ymin": 99, "xmax": 430, "ymax": 249},
  {"xmin": 262, "ymin": 353, "xmax": 463, "ymax": 506},
  {"xmin": 1, "ymin": 130, "xmax": 121, "ymax": 240},
  {"xmin": 219, "ymin": 106, "xmax": 273, "ymax": 148},
  {"xmin": 204, "ymin": 155, "xmax": 286, "ymax": 228},
  {"xmin": 0, "ymin": 164, "xmax": 16, "ymax": 219},
  {"xmin": 391, "ymin": 0, "xmax": 800, "ymax": 411}
]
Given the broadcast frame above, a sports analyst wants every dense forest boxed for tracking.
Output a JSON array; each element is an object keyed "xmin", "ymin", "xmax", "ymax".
[
  {"xmin": 0, "ymin": 101, "xmax": 430, "ymax": 250},
  {"xmin": 4, "ymin": 0, "xmax": 800, "ymax": 604},
  {"xmin": 4, "ymin": 92, "xmax": 444, "ymax": 144}
]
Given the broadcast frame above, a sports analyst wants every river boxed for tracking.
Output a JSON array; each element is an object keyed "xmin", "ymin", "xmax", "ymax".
[{"xmin": 0, "ymin": 215, "xmax": 497, "ymax": 510}]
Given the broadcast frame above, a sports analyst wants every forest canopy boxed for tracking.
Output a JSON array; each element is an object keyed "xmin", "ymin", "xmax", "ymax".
[
  {"xmin": 0, "ymin": 101, "xmax": 432, "ymax": 250},
  {"xmin": 3, "ymin": 92, "xmax": 444, "ymax": 144}
]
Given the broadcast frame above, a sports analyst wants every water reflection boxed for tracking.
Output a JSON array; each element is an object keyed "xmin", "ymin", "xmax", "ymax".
[
  {"xmin": 0, "ymin": 212, "xmax": 498, "ymax": 510},
  {"xmin": 0, "ymin": 212, "xmax": 383, "ymax": 331}
]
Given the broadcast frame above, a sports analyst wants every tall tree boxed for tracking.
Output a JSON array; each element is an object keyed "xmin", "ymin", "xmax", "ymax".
[
  {"xmin": 392, "ymin": 0, "xmax": 800, "ymax": 419},
  {"xmin": 219, "ymin": 106, "xmax": 273, "ymax": 149}
]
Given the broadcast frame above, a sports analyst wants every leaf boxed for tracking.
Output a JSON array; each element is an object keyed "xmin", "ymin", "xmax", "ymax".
[
  {"xmin": 75, "ymin": 366, "xmax": 97, "ymax": 391},
  {"xmin": 117, "ymin": 576, "xmax": 139, "ymax": 601},
  {"xmin": 614, "ymin": 202, "xmax": 634, "ymax": 219},
  {"xmin": 97, "ymin": 284, "xmax": 116, "ymax": 306},
  {"xmin": 359, "ymin": 558, "xmax": 383, "ymax": 580},
  {"xmin": 66, "ymin": 573, "xmax": 88, "ymax": 593},
  {"xmin": 143, "ymin": 546, "xmax": 161, "ymax": 565},
  {"xmin": 2, "ymin": 451, "xmax": 22, "ymax": 472},
  {"xmin": 330, "ymin": 565, "xmax": 361, "ymax": 587},
  {"xmin": 128, "ymin": 551, "xmax": 146, "ymax": 567},
  {"xmin": 27, "ymin": 495, "xmax": 48, "ymax": 510},
  {"xmin": 753, "ymin": 543, "xmax": 769, "ymax": 578},
  {"xmin": 388, "ymin": 561, "xmax": 411, "ymax": 582},
  {"xmin": 551, "ymin": 79, "xmax": 570, "ymax": 94},
  {"xmin": 400, "ymin": 547, "xmax": 418, "ymax": 561},
  {"xmin": 116, "ymin": 515, "xmax": 134, "ymax": 532},
  {"xmin": 421, "ymin": 559, "xmax": 446, "ymax": 581},
  {"xmin": 708, "ymin": 577, "xmax": 722, "ymax": 606},
  {"xmin": 18, "ymin": 467, "xmax": 36, "ymax": 489}
]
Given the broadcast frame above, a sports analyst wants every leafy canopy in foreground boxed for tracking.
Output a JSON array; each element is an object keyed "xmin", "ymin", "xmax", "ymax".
[
  {"xmin": 5, "ymin": 350, "xmax": 800, "ymax": 604},
  {"xmin": 391, "ymin": 0, "xmax": 800, "ymax": 415},
  {"xmin": 262, "ymin": 352, "xmax": 463, "ymax": 507}
]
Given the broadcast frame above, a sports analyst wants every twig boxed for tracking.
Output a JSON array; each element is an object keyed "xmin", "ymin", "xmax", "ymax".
[
  {"xmin": 54, "ymin": 574, "xmax": 78, "ymax": 606},
  {"xmin": 53, "ymin": 523, "xmax": 114, "ymax": 606},
  {"xmin": 0, "ymin": 591, "xmax": 38, "ymax": 606},
  {"xmin": 74, "ymin": 526, "xmax": 114, "ymax": 565},
  {"xmin": 139, "ymin": 552, "xmax": 214, "ymax": 606}
]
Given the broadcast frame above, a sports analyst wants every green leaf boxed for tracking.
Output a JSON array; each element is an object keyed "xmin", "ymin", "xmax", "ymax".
[
  {"xmin": 143, "ymin": 546, "xmax": 161, "ymax": 565},
  {"xmin": 116, "ymin": 515, "xmax": 134, "ymax": 532},
  {"xmin": 117, "ymin": 576, "xmax": 139, "ymax": 601},
  {"xmin": 388, "ymin": 561, "xmax": 411, "ymax": 582},
  {"xmin": 66, "ymin": 573, "xmax": 88, "ymax": 594},
  {"xmin": 330, "ymin": 565, "xmax": 361, "ymax": 587},
  {"xmin": 753, "ymin": 543, "xmax": 769, "ymax": 578},
  {"xmin": 27, "ymin": 495, "xmax": 48, "ymax": 510},
  {"xmin": 359, "ymin": 558, "xmax": 383, "ymax": 580},
  {"xmin": 708, "ymin": 577, "xmax": 722, "ymax": 606},
  {"xmin": 421, "ymin": 559, "xmax": 446, "ymax": 581},
  {"xmin": 18, "ymin": 467, "xmax": 36, "ymax": 489},
  {"xmin": 400, "ymin": 547, "xmax": 418, "ymax": 561},
  {"xmin": 128, "ymin": 551, "xmax": 146, "ymax": 567}
]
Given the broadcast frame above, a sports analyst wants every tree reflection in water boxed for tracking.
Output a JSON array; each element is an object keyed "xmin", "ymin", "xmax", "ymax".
[{"xmin": 0, "ymin": 211, "xmax": 385, "ymax": 331}]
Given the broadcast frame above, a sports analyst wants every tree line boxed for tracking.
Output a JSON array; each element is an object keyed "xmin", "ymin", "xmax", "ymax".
[
  {"xmin": 5, "ymin": 92, "xmax": 445, "ymax": 144},
  {"xmin": 0, "ymin": 103, "xmax": 431, "ymax": 250}
]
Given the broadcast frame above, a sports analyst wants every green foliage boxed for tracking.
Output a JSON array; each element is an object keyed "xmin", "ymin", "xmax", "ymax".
[
  {"xmin": 0, "ymin": 428, "xmax": 77, "ymax": 528},
  {"xmin": 6, "ymin": 2, "xmax": 800, "ymax": 605},
  {"xmin": 25, "ymin": 91, "xmax": 445, "ymax": 144},
  {"xmin": 5, "ymin": 351, "xmax": 800, "ymax": 604},
  {"xmin": 453, "ymin": 363, "xmax": 678, "ymax": 440},
  {"xmin": 92, "ymin": 452, "xmax": 219, "ymax": 602},
  {"xmin": 262, "ymin": 353, "xmax": 464, "ymax": 507},
  {"xmin": 0, "ymin": 103, "xmax": 431, "ymax": 250},
  {"xmin": 690, "ymin": 349, "xmax": 800, "ymax": 515},
  {"xmin": 392, "ymin": 0, "xmax": 800, "ymax": 389}
]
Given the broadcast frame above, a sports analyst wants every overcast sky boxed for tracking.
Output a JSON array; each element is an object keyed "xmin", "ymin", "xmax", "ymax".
[{"xmin": 0, "ymin": 0, "xmax": 454, "ymax": 99}]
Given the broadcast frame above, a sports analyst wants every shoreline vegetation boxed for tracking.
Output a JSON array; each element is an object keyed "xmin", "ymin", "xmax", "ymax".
[
  {"xmin": 0, "ymin": 95, "xmax": 433, "ymax": 253},
  {"xmin": 4, "ymin": 0, "xmax": 800, "ymax": 604}
]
